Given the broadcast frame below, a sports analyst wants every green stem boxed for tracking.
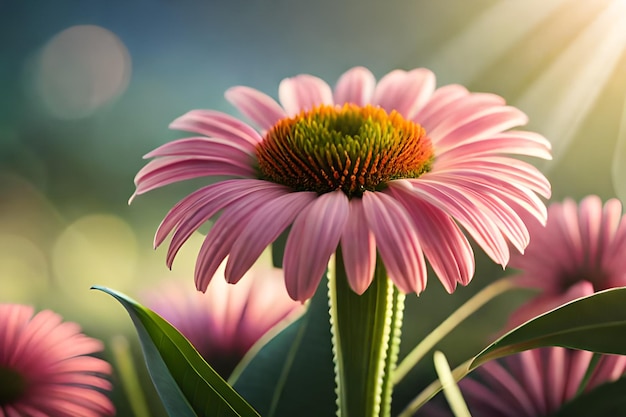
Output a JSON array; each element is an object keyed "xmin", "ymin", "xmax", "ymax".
[
  {"xmin": 329, "ymin": 251, "xmax": 405, "ymax": 417},
  {"xmin": 393, "ymin": 278, "xmax": 515, "ymax": 385},
  {"xmin": 575, "ymin": 352, "xmax": 602, "ymax": 396},
  {"xmin": 110, "ymin": 335, "xmax": 152, "ymax": 417},
  {"xmin": 398, "ymin": 359, "xmax": 473, "ymax": 417},
  {"xmin": 434, "ymin": 351, "xmax": 472, "ymax": 417}
]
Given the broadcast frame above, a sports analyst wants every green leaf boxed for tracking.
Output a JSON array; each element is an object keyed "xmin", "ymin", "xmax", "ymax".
[
  {"xmin": 551, "ymin": 377, "xmax": 626, "ymax": 417},
  {"xmin": 230, "ymin": 279, "xmax": 336, "ymax": 417},
  {"xmin": 93, "ymin": 286, "xmax": 260, "ymax": 417},
  {"xmin": 400, "ymin": 287, "xmax": 626, "ymax": 416},
  {"xmin": 472, "ymin": 287, "xmax": 626, "ymax": 368}
]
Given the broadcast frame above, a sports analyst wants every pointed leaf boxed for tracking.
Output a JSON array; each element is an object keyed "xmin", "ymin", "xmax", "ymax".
[
  {"xmin": 230, "ymin": 278, "xmax": 336, "ymax": 417},
  {"xmin": 472, "ymin": 287, "xmax": 626, "ymax": 368},
  {"xmin": 93, "ymin": 286, "xmax": 260, "ymax": 417}
]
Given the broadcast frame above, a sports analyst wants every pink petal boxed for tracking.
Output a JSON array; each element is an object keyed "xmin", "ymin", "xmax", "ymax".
[
  {"xmin": 169, "ymin": 109, "xmax": 262, "ymax": 146},
  {"xmin": 603, "ymin": 214, "xmax": 626, "ymax": 274},
  {"xmin": 164, "ymin": 181, "xmax": 288, "ymax": 267},
  {"xmin": 278, "ymin": 74, "xmax": 334, "ymax": 116},
  {"xmin": 144, "ymin": 136, "xmax": 255, "ymax": 159},
  {"xmin": 413, "ymin": 84, "xmax": 469, "ymax": 122},
  {"xmin": 156, "ymin": 179, "xmax": 253, "ymax": 247},
  {"xmin": 388, "ymin": 181, "xmax": 474, "ymax": 292},
  {"xmin": 434, "ymin": 157, "xmax": 552, "ymax": 199},
  {"xmin": 416, "ymin": 173, "xmax": 531, "ymax": 254},
  {"xmin": 578, "ymin": 195, "xmax": 602, "ymax": 265},
  {"xmin": 436, "ymin": 130, "xmax": 553, "ymax": 162},
  {"xmin": 425, "ymin": 171, "xmax": 548, "ymax": 231},
  {"xmin": 132, "ymin": 156, "xmax": 255, "ymax": 198},
  {"xmin": 225, "ymin": 191, "xmax": 317, "ymax": 284},
  {"xmin": 418, "ymin": 91, "xmax": 505, "ymax": 133},
  {"xmin": 408, "ymin": 178, "xmax": 510, "ymax": 265},
  {"xmin": 225, "ymin": 86, "xmax": 287, "ymax": 131},
  {"xmin": 515, "ymin": 350, "xmax": 549, "ymax": 415},
  {"xmin": 477, "ymin": 360, "xmax": 538, "ymax": 416},
  {"xmin": 545, "ymin": 347, "xmax": 567, "ymax": 413},
  {"xmin": 371, "ymin": 68, "xmax": 436, "ymax": 119},
  {"xmin": 362, "ymin": 191, "xmax": 427, "ymax": 294},
  {"xmin": 283, "ymin": 191, "xmax": 349, "ymax": 301},
  {"xmin": 194, "ymin": 187, "xmax": 288, "ymax": 291},
  {"xmin": 564, "ymin": 349, "xmax": 594, "ymax": 400},
  {"xmin": 431, "ymin": 106, "xmax": 529, "ymax": 149},
  {"xmin": 333, "ymin": 66, "xmax": 376, "ymax": 106},
  {"xmin": 599, "ymin": 198, "xmax": 623, "ymax": 256},
  {"xmin": 461, "ymin": 378, "xmax": 517, "ymax": 416},
  {"xmin": 587, "ymin": 354, "xmax": 626, "ymax": 389},
  {"xmin": 340, "ymin": 198, "xmax": 376, "ymax": 294}
]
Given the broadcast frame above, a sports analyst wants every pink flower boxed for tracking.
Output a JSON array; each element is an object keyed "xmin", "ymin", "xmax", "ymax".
[
  {"xmin": 507, "ymin": 195, "xmax": 626, "ymax": 327},
  {"xmin": 132, "ymin": 66, "xmax": 551, "ymax": 301},
  {"xmin": 458, "ymin": 347, "xmax": 626, "ymax": 417},
  {"xmin": 0, "ymin": 304, "xmax": 115, "ymax": 417},
  {"xmin": 142, "ymin": 257, "xmax": 304, "ymax": 377}
]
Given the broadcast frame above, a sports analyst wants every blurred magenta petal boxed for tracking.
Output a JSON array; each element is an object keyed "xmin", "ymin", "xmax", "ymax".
[
  {"xmin": 435, "ymin": 196, "xmax": 626, "ymax": 417},
  {"xmin": 509, "ymin": 196, "xmax": 626, "ymax": 326},
  {"xmin": 143, "ymin": 257, "xmax": 304, "ymax": 377},
  {"xmin": 450, "ymin": 347, "xmax": 626, "ymax": 417},
  {"xmin": 0, "ymin": 304, "xmax": 114, "ymax": 417},
  {"xmin": 133, "ymin": 66, "xmax": 551, "ymax": 301}
]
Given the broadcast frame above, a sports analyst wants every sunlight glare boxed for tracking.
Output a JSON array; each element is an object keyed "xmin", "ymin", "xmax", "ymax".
[
  {"xmin": 427, "ymin": 0, "xmax": 569, "ymax": 85},
  {"xmin": 514, "ymin": 0, "xmax": 626, "ymax": 171}
]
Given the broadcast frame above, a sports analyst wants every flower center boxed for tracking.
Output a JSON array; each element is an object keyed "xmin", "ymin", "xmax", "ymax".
[
  {"xmin": 0, "ymin": 366, "xmax": 27, "ymax": 404},
  {"xmin": 256, "ymin": 104, "xmax": 434, "ymax": 197}
]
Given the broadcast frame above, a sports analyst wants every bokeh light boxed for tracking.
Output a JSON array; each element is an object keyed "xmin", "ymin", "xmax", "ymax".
[
  {"xmin": 34, "ymin": 24, "xmax": 131, "ymax": 119},
  {"xmin": 52, "ymin": 213, "xmax": 139, "ymax": 292},
  {"xmin": 0, "ymin": 234, "xmax": 49, "ymax": 302}
]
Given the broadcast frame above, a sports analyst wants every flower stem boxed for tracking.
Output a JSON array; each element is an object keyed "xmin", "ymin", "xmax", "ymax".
[
  {"xmin": 434, "ymin": 351, "xmax": 472, "ymax": 417},
  {"xmin": 110, "ymin": 335, "xmax": 152, "ymax": 417},
  {"xmin": 329, "ymin": 250, "xmax": 405, "ymax": 417}
]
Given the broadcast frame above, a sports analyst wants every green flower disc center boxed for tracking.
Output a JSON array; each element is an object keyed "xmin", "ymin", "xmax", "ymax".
[
  {"xmin": 256, "ymin": 104, "xmax": 434, "ymax": 197},
  {"xmin": 0, "ymin": 366, "xmax": 27, "ymax": 404}
]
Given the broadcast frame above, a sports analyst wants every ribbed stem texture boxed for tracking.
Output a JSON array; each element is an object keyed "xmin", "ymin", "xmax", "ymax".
[{"xmin": 329, "ymin": 250, "xmax": 405, "ymax": 417}]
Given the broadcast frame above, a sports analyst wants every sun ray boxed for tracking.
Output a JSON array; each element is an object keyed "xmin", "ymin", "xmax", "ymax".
[
  {"xmin": 611, "ymin": 80, "xmax": 626, "ymax": 202},
  {"xmin": 426, "ymin": 0, "xmax": 570, "ymax": 85},
  {"xmin": 514, "ymin": 0, "xmax": 626, "ymax": 171}
]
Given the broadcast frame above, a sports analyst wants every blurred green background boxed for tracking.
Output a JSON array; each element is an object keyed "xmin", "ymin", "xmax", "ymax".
[{"xmin": 1, "ymin": 0, "xmax": 626, "ymax": 415}]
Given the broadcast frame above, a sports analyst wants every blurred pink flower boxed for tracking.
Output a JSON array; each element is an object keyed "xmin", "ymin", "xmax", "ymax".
[
  {"xmin": 0, "ymin": 304, "xmax": 115, "ymax": 417},
  {"xmin": 507, "ymin": 195, "xmax": 626, "ymax": 328},
  {"xmin": 132, "ymin": 66, "xmax": 551, "ymax": 301},
  {"xmin": 458, "ymin": 347, "xmax": 626, "ymax": 417},
  {"xmin": 142, "ymin": 258, "xmax": 304, "ymax": 377}
]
